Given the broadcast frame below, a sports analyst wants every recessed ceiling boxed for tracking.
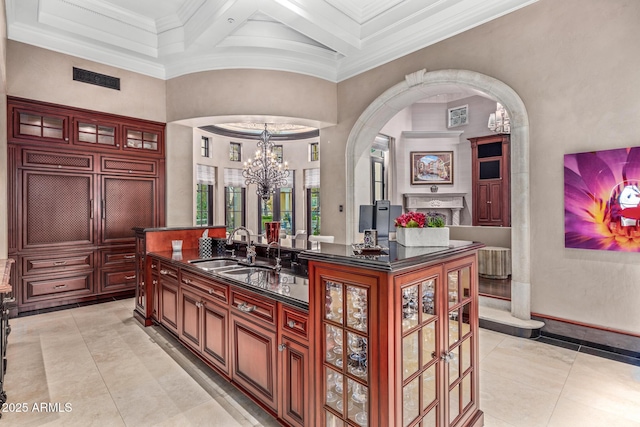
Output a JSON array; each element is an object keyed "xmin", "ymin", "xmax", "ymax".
[{"xmin": 5, "ymin": 0, "xmax": 538, "ymax": 82}]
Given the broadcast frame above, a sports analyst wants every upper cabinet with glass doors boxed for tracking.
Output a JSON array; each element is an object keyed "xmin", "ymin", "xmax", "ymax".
[{"xmin": 9, "ymin": 97, "xmax": 164, "ymax": 158}]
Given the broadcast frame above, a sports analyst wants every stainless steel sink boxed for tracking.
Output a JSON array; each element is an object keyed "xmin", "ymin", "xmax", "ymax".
[{"xmin": 189, "ymin": 259, "xmax": 238, "ymax": 271}]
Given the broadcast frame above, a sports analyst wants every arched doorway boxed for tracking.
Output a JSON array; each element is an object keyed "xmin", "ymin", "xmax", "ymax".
[{"xmin": 345, "ymin": 69, "xmax": 532, "ymax": 320}]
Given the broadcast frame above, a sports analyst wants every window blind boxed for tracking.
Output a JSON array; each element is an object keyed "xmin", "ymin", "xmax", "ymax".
[
  {"xmin": 304, "ymin": 168, "xmax": 320, "ymax": 188},
  {"xmin": 196, "ymin": 164, "xmax": 216, "ymax": 185}
]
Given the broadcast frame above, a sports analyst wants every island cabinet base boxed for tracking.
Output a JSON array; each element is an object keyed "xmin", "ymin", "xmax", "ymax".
[
  {"xmin": 144, "ymin": 253, "xmax": 311, "ymax": 427},
  {"xmin": 305, "ymin": 244, "xmax": 484, "ymax": 427}
]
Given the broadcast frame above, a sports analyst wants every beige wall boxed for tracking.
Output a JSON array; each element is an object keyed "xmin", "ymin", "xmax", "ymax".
[
  {"xmin": 327, "ymin": 0, "xmax": 640, "ymax": 333},
  {"xmin": 6, "ymin": 42, "xmax": 166, "ymax": 122},
  {"xmin": 166, "ymin": 69, "xmax": 337, "ymax": 127}
]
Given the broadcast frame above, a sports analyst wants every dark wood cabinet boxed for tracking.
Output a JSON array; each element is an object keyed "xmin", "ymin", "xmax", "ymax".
[
  {"xmin": 159, "ymin": 274, "xmax": 179, "ymax": 335},
  {"xmin": 309, "ymin": 251, "xmax": 483, "ymax": 427},
  {"xmin": 279, "ymin": 331, "xmax": 310, "ymax": 427},
  {"xmin": 468, "ymin": 134, "xmax": 510, "ymax": 227},
  {"xmin": 231, "ymin": 311, "xmax": 279, "ymax": 412},
  {"xmin": 7, "ymin": 97, "xmax": 165, "ymax": 314}
]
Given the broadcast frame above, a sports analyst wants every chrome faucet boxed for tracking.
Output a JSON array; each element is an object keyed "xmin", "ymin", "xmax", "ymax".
[
  {"xmin": 227, "ymin": 226, "xmax": 256, "ymax": 265},
  {"xmin": 266, "ymin": 240, "xmax": 282, "ymax": 272}
]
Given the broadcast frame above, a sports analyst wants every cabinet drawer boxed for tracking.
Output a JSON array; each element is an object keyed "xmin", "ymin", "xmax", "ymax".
[
  {"xmin": 100, "ymin": 247, "xmax": 136, "ymax": 266},
  {"xmin": 181, "ymin": 271, "xmax": 228, "ymax": 304},
  {"xmin": 101, "ymin": 156, "xmax": 158, "ymax": 176},
  {"xmin": 22, "ymin": 251, "xmax": 94, "ymax": 275},
  {"xmin": 23, "ymin": 272, "xmax": 93, "ymax": 302},
  {"xmin": 280, "ymin": 305, "xmax": 309, "ymax": 342},
  {"xmin": 159, "ymin": 262, "xmax": 179, "ymax": 281},
  {"xmin": 21, "ymin": 149, "xmax": 93, "ymax": 172},
  {"xmin": 149, "ymin": 257, "xmax": 160, "ymax": 272},
  {"xmin": 99, "ymin": 268, "xmax": 136, "ymax": 293},
  {"xmin": 231, "ymin": 290, "xmax": 276, "ymax": 327}
]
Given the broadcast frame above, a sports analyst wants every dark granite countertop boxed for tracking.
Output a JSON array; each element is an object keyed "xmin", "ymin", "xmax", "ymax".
[
  {"xmin": 132, "ymin": 225, "xmax": 226, "ymax": 232},
  {"xmin": 150, "ymin": 249, "xmax": 310, "ymax": 311},
  {"xmin": 298, "ymin": 239, "xmax": 484, "ymax": 272}
]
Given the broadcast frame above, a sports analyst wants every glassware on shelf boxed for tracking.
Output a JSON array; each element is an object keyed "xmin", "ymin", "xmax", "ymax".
[
  {"xmin": 448, "ymin": 271, "xmax": 459, "ymax": 307},
  {"xmin": 326, "ymin": 370, "xmax": 339, "ymax": 404},
  {"xmin": 325, "ymin": 281, "xmax": 344, "ymax": 323},
  {"xmin": 402, "ymin": 285, "xmax": 419, "ymax": 331},
  {"xmin": 328, "ymin": 370, "xmax": 344, "ymax": 414},
  {"xmin": 346, "ymin": 286, "xmax": 368, "ymax": 333},
  {"xmin": 422, "ymin": 279, "xmax": 436, "ymax": 318},
  {"xmin": 350, "ymin": 381, "xmax": 368, "ymax": 426},
  {"xmin": 347, "ymin": 332, "xmax": 368, "ymax": 378}
]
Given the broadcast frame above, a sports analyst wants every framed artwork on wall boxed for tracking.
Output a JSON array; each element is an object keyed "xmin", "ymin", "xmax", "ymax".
[
  {"xmin": 447, "ymin": 104, "xmax": 468, "ymax": 128},
  {"xmin": 564, "ymin": 146, "xmax": 640, "ymax": 252},
  {"xmin": 410, "ymin": 151, "xmax": 453, "ymax": 185}
]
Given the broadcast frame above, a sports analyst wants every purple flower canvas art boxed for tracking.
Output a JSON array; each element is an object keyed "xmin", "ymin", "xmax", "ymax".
[{"xmin": 564, "ymin": 146, "xmax": 640, "ymax": 251}]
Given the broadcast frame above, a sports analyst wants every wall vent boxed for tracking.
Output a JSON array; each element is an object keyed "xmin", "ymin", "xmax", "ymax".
[{"xmin": 73, "ymin": 67, "xmax": 120, "ymax": 90}]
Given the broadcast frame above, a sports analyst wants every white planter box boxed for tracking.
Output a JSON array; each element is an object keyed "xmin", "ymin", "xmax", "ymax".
[{"xmin": 396, "ymin": 227, "xmax": 450, "ymax": 247}]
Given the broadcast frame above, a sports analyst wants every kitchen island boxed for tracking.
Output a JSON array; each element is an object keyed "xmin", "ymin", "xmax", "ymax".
[{"xmin": 135, "ymin": 228, "xmax": 483, "ymax": 427}]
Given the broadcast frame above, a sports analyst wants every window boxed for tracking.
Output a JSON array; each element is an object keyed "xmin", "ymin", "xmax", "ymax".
[
  {"xmin": 307, "ymin": 187, "xmax": 320, "ymax": 236},
  {"xmin": 225, "ymin": 186, "xmax": 245, "ymax": 232},
  {"xmin": 201, "ymin": 136, "xmax": 209, "ymax": 157},
  {"xmin": 196, "ymin": 184, "xmax": 213, "ymax": 226},
  {"xmin": 371, "ymin": 149, "xmax": 385, "ymax": 202},
  {"xmin": 258, "ymin": 172, "xmax": 295, "ymax": 235},
  {"xmin": 273, "ymin": 145, "xmax": 283, "ymax": 163},
  {"xmin": 230, "ymin": 142, "xmax": 241, "ymax": 161},
  {"xmin": 309, "ymin": 142, "xmax": 319, "ymax": 161}
]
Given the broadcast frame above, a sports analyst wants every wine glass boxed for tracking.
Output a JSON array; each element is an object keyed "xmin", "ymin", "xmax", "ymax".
[
  {"xmin": 326, "ymin": 372, "xmax": 338, "ymax": 404},
  {"xmin": 352, "ymin": 383, "xmax": 368, "ymax": 426},
  {"xmin": 348, "ymin": 334, "xmax": 367, "ymax": 377}
]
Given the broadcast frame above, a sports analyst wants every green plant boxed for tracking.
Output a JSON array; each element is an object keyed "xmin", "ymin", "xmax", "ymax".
[{"xmin": 426, "ymin": 212, "xmax": 446, "ymax": 228}]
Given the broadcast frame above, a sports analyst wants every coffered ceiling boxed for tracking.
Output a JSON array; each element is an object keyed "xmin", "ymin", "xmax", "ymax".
[{"xmin": 5, "ymin": 0, "xmax": 537, "ymax": 82}]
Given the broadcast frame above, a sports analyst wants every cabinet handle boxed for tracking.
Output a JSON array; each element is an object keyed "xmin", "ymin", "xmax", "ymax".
[
  {"xmin": 278, "ymin": 343, "xmax": 287, "ymax": 352},
  {"xmin": 160, "ymin": 269, "xmax": 169, "ymax": 275},
  {"xmin": 124, "ymin": 275, "xmax": 135, "ymax": 280},
  {"xmin": 152, "ymin": 279, "xmax": 158, "ymax": 285},
  {"xmin": 3, "ymin": 297, "xmax": 15, "ymax": 304},
  {"xmin": 52, "ymin": 261, "xmax": 67, "ymax": 266},
  {"xmin": 101, "ymin": 200, "xmax": 106, "ymax": 219},
  {"xmin": 195, "ymin": 301, "xmax": 202, "ymax": 308},
  {"xmin": 124, "ymin": 255, "xmax": 136, "ymax": 259},
  {"xmin": 440, "ymin": 352, "xmax": 454, "ymax": 363},
  {"xmin": 237, "ymin": 302, "xmax": 256, "ymax": 313},
  {"xmin": 287, "ymin": 320, "xmax": 296, "ymax": 328},
  {"xmin": 487, "ymin": 201, "xmax": 492, "ymax": 204},
  {"xmin": 54, "ymin": 284, "xmax": 68, "ymax": 290},
  {"xmin": 208, "ymin": 289, "xmax": 214, "ymax": 295},
  {"xmin": 90, "ymin": 199, "xmax": 93, "ymax": 219},
  {"xmin": 152, "ymin": 264, "xmax": 157, "ymax": 269},
  {"xmin": 182, "ymin": 278, "xmax": 192, "ymax": 285}
]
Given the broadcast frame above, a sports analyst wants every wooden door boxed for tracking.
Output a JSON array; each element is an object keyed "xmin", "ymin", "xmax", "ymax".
[
  {"xmin": 231, "ymin": 313, "xmax": 278, "ymax": 412},
  {"xmin": 101, "ymin": 176, "xmax": 155, "ymax": 244},
  {"xmin": 159, "ymin": 278, "xmax": 178, "ymax": 334},
  {"xmin": 179, "ymin": 287, "xmax": 202, "ymax": 352},
  {"xmin": 279, "ymin": 336, "xmax": 309, "ymax": 427},
  {"xmin": 202, "ymin": 296, "xmax": 229, "ymax": 375},
  {"xmin": 22, "ymin": 170, "xmax": 94, "ymax": 250}
]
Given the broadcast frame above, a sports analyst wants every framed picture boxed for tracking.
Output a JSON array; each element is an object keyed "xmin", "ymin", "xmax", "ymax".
[
  {"xmin": 447, "ymin": 104, "xmax": 468, "ymax": 128},
  {"xmin": 411, "ymin": 151, "xmax": 453, "ymax": 185},
  {"xmin": 564, "ymin": 146, "xmax": 640, "ymax": 252}
]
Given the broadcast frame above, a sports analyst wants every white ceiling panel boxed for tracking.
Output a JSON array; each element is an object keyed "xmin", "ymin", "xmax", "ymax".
[{"xmin": 5, "ymin": 0, "xmax": 538, "ymax": 82}]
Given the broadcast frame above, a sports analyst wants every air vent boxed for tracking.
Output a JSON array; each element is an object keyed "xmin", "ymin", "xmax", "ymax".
[{"xmin": 73, "ymin": 67, "xmax": 120, "ymax": 90}]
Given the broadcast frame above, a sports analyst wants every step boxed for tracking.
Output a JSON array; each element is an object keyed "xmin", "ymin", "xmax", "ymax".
[{"xmin": 479, "ymin": 305, "xmax": 545, "ymax": 338}]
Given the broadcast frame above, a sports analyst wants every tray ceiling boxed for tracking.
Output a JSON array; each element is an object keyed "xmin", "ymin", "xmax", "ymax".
[{"xmin": 6, "ymin": 0, "xmax": 537, "ymax": 82}]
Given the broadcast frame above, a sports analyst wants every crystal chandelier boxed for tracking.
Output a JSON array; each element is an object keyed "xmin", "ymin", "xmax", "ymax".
[{"xmin": 243, "ymin": 124, "xmax": 290, "ymax": 200}]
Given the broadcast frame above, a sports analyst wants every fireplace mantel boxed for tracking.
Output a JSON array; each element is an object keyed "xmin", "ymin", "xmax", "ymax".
[{"xmin": 403, "ymin": 193, "xmax": 466, "ymax": 225}]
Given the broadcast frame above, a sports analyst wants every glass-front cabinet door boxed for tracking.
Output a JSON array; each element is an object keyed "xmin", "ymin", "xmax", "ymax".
[
  {"xmin": 398, "ymin": 266, "xmax": 441, "ymax": 427},
  {"xmin": 445, "ymin": 257, "xmax": 477, "ymax": 427},
  {"xmin": 323, "ymin": 279, "xmax": 370, "ymax": 426}
]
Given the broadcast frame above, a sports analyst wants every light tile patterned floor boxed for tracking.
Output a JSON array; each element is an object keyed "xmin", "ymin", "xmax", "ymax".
[{"xmin": 2, "ymin": 299, "xmax": 639, "ymax": 426}]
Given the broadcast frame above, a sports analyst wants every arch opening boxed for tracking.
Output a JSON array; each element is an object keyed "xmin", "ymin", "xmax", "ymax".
[{"xmin": 345, "ymin": 69, "xmax": 531, "ymax": 320}]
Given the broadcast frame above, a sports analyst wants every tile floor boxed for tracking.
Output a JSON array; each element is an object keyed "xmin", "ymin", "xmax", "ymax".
[{"xmin": 2, "ymin": 298, "xmax": 640, "ymax": 426}]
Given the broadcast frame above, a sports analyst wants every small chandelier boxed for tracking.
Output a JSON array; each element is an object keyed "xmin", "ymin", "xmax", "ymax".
[{"xmin": 243, "ymin": 124, "xmax": 290, "ymax": 200}]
